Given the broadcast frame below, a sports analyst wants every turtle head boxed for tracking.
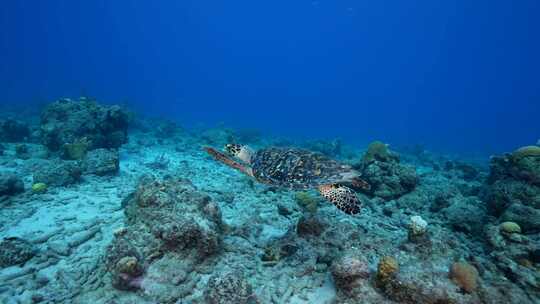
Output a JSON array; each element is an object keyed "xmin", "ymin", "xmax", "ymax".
[{"xmin": 225, "ymin": 144, "xmax": 254, "ymax": 164}]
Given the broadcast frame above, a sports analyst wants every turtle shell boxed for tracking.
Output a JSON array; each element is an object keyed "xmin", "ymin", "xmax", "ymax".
[{"xmin": 251, "ymin": 147, "xmax": 358, "ymax": 189}]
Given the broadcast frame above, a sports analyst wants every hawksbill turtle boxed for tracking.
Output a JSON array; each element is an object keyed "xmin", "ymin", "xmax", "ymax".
[{"xmin": 204, "ymin": 144, "xmax": 370, "ymax": 215}]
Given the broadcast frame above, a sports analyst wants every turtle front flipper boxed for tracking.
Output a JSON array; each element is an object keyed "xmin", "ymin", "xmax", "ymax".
[
  {"xmin": 204, "ymin": 147, "xmax": 254, "ymax": 177},
  {"xmin": 318, "ymin": 184, "xmax": 361, "ymax": 215}
]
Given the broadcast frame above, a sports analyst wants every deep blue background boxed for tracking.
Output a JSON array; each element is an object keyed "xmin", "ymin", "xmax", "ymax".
[{"xmin": 1, "ymin": 1, "xmax": 539, "ymax": 156}]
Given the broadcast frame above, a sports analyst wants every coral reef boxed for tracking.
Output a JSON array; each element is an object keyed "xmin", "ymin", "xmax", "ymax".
[
  {"xmin": 40, "ymin": 98, "xmax": 128, "ymax": 151},
  {"xmin": 1, "ymin": 102, "xmax": 539, "ymax": 304}
]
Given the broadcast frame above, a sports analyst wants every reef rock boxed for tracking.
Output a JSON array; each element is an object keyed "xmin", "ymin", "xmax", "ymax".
[
  {"xmin": 0, "ymin": 237, "xmax": 36, "ymax": 268},
  {"xmin": 83, "ymin": 148, "xmax": 120, "ymax": 176},
  {"xmin": 0, "ymin": 173, "xmax": 24, "ymax": 196},
  {"xmin": 13, "ymin": 143, "xmax": 49, "ymax": 160},
  {"xmin": 356, "ymin": 142, "xmax": 417, "ymax": 199},
  {"xmin": 443, "ymin": 196, "xmax": 488, "ymax": 235},
  {"xmin": 124, "ymin": 177, "xmax": 223, "ymax": 256},
  {"xmin": 33, "ymin": 159, "xmax": 82, "ymax": 187},
  {"xmin": 296, "ymin": 214, "xmax": 328, "ymax": 237},
  {"xmin": 483, "ymin": 147, "xmax": 540, "ymax": 233},
  {"xmin": 330, "ymin": 251, "xmax": 370, "ymax": 294},
  {"xmin": 40, "ymin": 98, "xmax": 129, "ymax": 151},
  {"xmin": 104, "ymin": 176, "xmax": 223, "ymax": 300},
  {"xmin": 0, "ymin": 118, "xmax": 30, "ymax": 142}
]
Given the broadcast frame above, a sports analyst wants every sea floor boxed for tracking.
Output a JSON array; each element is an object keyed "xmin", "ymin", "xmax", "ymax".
[{"xmin": 0, "ymin": 101, "xmax": 538, "ymax": 304}]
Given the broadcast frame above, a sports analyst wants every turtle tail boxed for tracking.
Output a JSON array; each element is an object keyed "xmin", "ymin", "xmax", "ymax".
[
  {"xmin": 318, "ymin": 184, "xmax": 361, "ymax": 215},
  {"xmin": 204, "ymin": 147, "xmax": 253, "ymax": 177}
]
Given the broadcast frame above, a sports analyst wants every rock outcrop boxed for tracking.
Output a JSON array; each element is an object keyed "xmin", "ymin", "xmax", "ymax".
[
  {"xmin": 40, "ymin": 98, "xmax": 129, "ymax": 152},
  {"xmin": 0, "ymin": 119, "xmax": 30, "ymax": 142},
  {"xmin": 355, "ymin": 141, "xmax": 418, "ymax": 199},
  {"xmin": 103, "ymin": 176, "xmax": 224, "ymax": 302},
  {"xmin": 0, "ymin": 173, "xmax": 24, "ymax": 196},
  {"xmin": 483, "ymin": 146, "xmax": 540, "ymax": 233}
]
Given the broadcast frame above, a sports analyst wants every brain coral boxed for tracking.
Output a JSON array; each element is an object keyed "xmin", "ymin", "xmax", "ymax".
[
  {"xmin": 511, "ymin": 145, "xmax": 540, "ymax": 160},
  {"xmin": 449, "ymin": 261, "xmax": 479, "ymax": 293}
]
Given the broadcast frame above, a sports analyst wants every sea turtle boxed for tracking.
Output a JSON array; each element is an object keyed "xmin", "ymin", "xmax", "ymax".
[{"xmin": 204, "ymin": 144, "xmax": 370, "ymax": 215}]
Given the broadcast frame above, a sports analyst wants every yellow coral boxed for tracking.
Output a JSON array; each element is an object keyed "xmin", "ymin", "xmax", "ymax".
[
  {"xmin": 511, "ymin": 145, "xmax": 540, "ymax": 160},
  {"xmin": 449, "ymin": 262, "xmax": 479, "ymax": 293},
  {"xmin": 500, "ymin": 221, "xmax": 521, "ymax": 234},
  {"xmin": 362, "ymin": 141, "xmax": 388, "ymax": 162},
  {"xmin": 362, "ymin": 141, "xmax": 394, "ymax": 163},
  {"xmin": 377, "ymin": 256, "xmax": 399, "ymax": 282},
  {"xmin": 31, "ymin": 183, "xmax": 47, "ymax": 194}
]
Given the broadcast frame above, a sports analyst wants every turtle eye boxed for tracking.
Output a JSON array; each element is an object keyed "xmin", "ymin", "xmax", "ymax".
[{"xmin": 225, "ymin": 144, "xmax": 239, "ymax": 155}]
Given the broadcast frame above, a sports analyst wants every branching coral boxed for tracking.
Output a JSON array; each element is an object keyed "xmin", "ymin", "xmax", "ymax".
[{"xmin": 376, "ymin": 256, "xmax": 399, "ymax": 284}]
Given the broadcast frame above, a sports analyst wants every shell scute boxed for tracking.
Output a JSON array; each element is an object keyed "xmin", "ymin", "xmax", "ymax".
[{"xmin": 251, "ymin": 147, "xmax": 357, "ymax": 189}]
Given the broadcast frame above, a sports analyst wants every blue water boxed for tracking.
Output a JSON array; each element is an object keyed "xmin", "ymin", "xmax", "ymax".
[{"xmin": 1, "ymin": 1, "xmax": 539, "ymax": 156}]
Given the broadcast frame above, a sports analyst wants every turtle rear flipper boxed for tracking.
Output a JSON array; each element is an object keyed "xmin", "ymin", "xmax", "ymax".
[
  {"xmin": 318, "ymin": 184, "xmax": 361, "ymax": 215},
  {"xmin": 204, "ymin": 147, "xmax": 253, "ymax": 177},
  {"xmin": 350, "ymin": 177, "xmax": 371, "ymax": 191}
]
